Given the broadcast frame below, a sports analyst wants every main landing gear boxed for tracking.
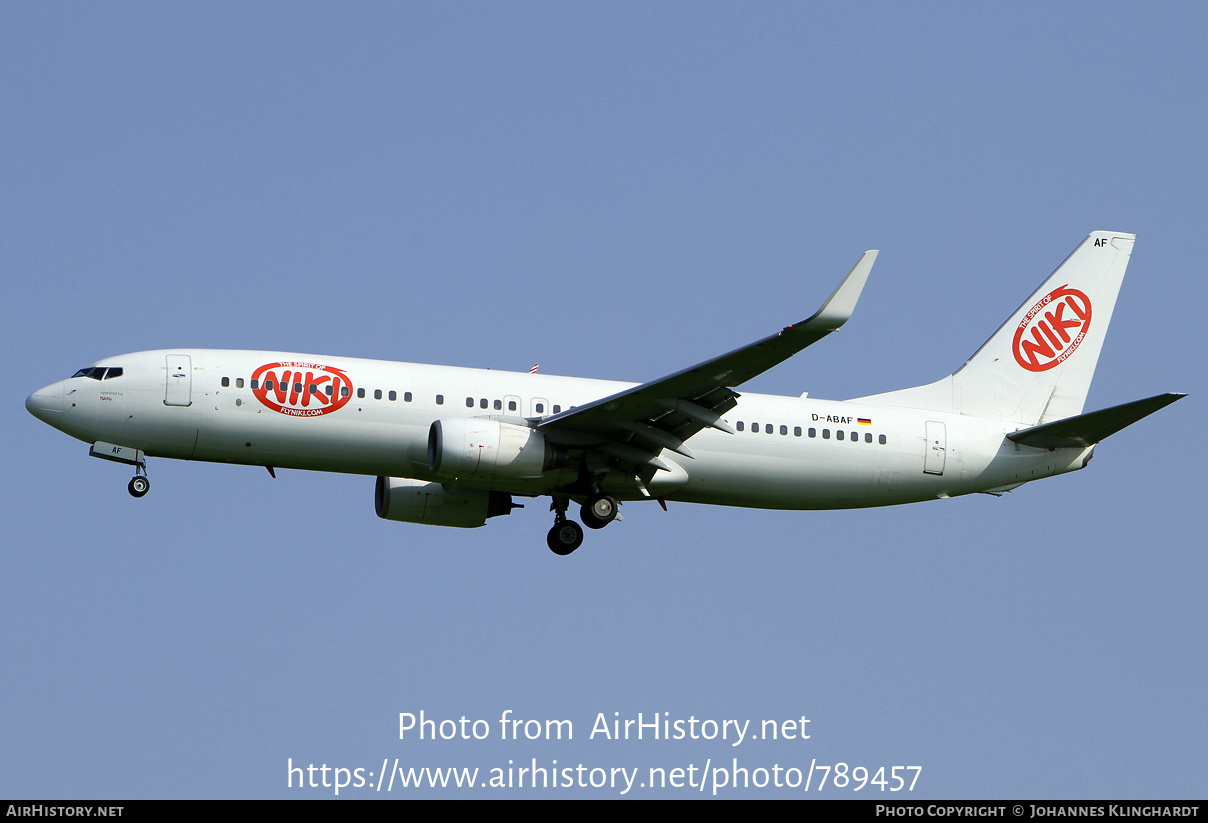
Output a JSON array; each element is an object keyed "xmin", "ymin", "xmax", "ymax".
[
  {"xmin": 581, "ymin": 493, "xmax": 618, "ymax": 529},
  {"xmin": 546, "ymin": 493, "xmax": 618, "ymax": 555},
  {"xmin": 547, "ymin": 518, "xmax": 584, "ymax": 556}
]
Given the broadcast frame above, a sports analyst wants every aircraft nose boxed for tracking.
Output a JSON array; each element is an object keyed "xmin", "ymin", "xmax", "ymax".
[{"xmin": 26, "ymin": 382, "xmax": 64, "ymax": 424}]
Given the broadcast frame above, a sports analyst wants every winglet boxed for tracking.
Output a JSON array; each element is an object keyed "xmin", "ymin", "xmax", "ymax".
[{"xmin": 802, "ymin": 250, "xmax": 878, "ymax": 330}]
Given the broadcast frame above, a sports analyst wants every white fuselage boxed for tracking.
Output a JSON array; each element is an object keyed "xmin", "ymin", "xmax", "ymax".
[{"xmin": 27, "ymin": 349, "xmax": 1089, "ymax": 510}]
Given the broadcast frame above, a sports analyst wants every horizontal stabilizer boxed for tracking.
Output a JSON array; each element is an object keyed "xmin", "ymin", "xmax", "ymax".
[{"xmin": 1007, "ymin": 392, "xmax": 1185, "ymax": 449}]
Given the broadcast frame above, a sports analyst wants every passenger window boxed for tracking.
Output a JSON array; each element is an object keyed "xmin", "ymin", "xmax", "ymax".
[
  {"xmin": 221, "ymin": 377, "xmax": 230, "ymax": 387},
  {"xmin": 404, "ymin": 392, "xmax": 412, "ymax": 402},
  {"xmin": 294, "ymin": 383, "xmax": 303, "ymax": 393},
  {"xmin": 357, "ymin": 388, "xmax": 365, "ymax": 398},
  {"xmin": 780, "ymin": 425, "xmax": 788, "ymax": 435},
  {"xmin": 879, "ymin": 434, "xmax": 887, "ymax": 445},
  {"xmin": 466, "ymin": 397, "xmax": 475, "ymax": 408},
  {"xmin": 536, "ymin": 403, "xmax": 544, "ymax": 414},
  {"xmin": 480, "ymin": 398, "xmax": 488, "ymax": 409},
  {"xmin": 264, "ymin": 380, "xmax": 274, "ymax": 390},
  {"xmin": 389, "ymin": 391, "xmax": 397, "ymax": 401},
  {"xmin": 508, "ymin": 400, "xmax": 517, "ymax": 411},
  {"xmin": 553, "ymin": 405, "xmax": 561, "ymax": 414},
  {"xmin": 865, "ymin": 433, "xmax": 872, "ymax": 443},
  {"xmin": 436, "ymin": 395, "xmax": 444, "ymax": 405},
  {"xmin": 737, "ymin": 421, "xmax": 745, "ymax": 432},
  {"xmin": 309, "ymin": 385, "xmax": 318, "ymax": 394},
  {"xmin": 236, "ymin": 378, "xmax": 244, "ymax": 388},
  {"xmin": 808, "ymin": 427, "xmax": 816, "ymax": 438},
  {"xmin": 341, "ymin": 386, "xmax": 349, "ymax": 397},
  {"xmin": 837, "ymin": 430, "xmax": 844, "ymax": 441},
  {"xmin": 794, "ymin": 426, "xmax": 801, "ymax": 436},
  {"xmin": 494, "ymin": 399, "xmax": 502, "ymax": 411},
  {"xmin": 850, "ymin": 431, "xmax": 857, "ymax": 441},
  {"xmin": 374, "ymin": 389, "xmax": 382, "ymax": 400},
  {"xmin": 823, "ymin": 429, "xmax": 830, "ymax": 439},
  {"xmin": 325, "ymin": 385, "xmax": 333, "ymax": 396}
]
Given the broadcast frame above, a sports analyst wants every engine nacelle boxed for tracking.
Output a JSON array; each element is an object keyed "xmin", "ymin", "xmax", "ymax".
[
  {"xmin": 427, "ymin": 418, "xmax": 556, "ymax": 481},
  {"xmin": 375, "ymin": 476, "xmax": 515, "ymax": 528}
]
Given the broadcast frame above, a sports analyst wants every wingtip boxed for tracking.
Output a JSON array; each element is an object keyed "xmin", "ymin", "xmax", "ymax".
[{"xmin": 804, "ymin": 248, "xmax": 877, "ymax": 328}]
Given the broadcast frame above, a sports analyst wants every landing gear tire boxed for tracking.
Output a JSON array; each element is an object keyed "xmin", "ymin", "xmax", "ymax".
[
  {"xmin": 547, "ymin": 520, "xmax": 584, "ymax": 555},
  {"xmin": 128, "ymin": 476, "xmax": 150, "ymax": 498},
  {"xmin": 581, "ymin": 494, "xmax": 618, "ymax": 530}
]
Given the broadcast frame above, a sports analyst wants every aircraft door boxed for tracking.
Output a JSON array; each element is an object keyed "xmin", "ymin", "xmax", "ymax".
[
  {"xmin": 923, "ymin": 421, "xmax": 946, "ymax": 475},
  {"xmin": 164, "ymin": 354, "xmax": 193, "ymax": 407}
]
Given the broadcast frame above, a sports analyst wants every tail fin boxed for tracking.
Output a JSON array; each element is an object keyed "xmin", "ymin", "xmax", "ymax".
[{"xmin": 855, "ymin": 231, "xmax": 1135, "ymax": 425}]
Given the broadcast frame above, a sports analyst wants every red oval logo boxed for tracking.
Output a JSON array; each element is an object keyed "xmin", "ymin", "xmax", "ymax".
[
  {"xmin": 251, "ymin": 361, "xmax": 354, "ymax": 417},
  {"xmin": 1012, "ymin": 285, "xmax": 1092, "ymax": 372}
]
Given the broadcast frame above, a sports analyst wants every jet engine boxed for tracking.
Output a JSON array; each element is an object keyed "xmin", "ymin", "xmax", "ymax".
[
  {"xmin": 427, "ymin": 418, "xmax": 562, "ymax": 481},
  {"xmin": 375, "ymin": 476, "xmax": 516, "ymax": 528}
]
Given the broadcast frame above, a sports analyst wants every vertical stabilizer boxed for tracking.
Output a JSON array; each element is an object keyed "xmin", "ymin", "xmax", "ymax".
[{"xmin": 855, "ymin": 231, "xmax": 1135, "ymax": 425}]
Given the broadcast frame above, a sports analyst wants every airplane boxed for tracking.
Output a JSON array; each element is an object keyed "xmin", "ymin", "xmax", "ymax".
[{"xmin": 26, "ymin": 231, "xmax": 1184, "ymax": 555}]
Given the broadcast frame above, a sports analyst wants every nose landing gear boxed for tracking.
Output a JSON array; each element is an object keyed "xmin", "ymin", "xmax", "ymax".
[
  {"xmin": 128, "ymin": 475, "xmax": 150, "ymax": 498},
  {"xmin": 88, "ymin": 441, "xmax": 150, "ymax": 498},
  {"xmin": 127, "ymin": 463, "xmax": 150, "ymax": 498}
]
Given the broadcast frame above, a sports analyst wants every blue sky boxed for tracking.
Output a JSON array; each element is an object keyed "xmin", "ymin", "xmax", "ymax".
[{"xmin": 3, "ymin": 3, "xmax": 1204, "ymax": 798}]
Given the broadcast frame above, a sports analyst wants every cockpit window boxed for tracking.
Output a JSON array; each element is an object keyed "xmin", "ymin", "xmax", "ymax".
[{"xmin": 71, "ymin": 366, "xmax": 124, "ymax": 380}]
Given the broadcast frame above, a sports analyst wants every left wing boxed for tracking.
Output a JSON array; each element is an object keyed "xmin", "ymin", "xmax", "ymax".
[{"xmin": 537, "ymin": 250, "xmax": 878, "ymax": 468}]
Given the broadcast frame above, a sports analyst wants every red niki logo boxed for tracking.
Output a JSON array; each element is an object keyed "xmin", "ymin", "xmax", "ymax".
[
  {"xmin": 1012, "ymin": 285, "xmax": 1092, "ymax": 372},
  {"xmin": 251, "ymin": 362, "xmax": 354, "ymax": 417}
]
